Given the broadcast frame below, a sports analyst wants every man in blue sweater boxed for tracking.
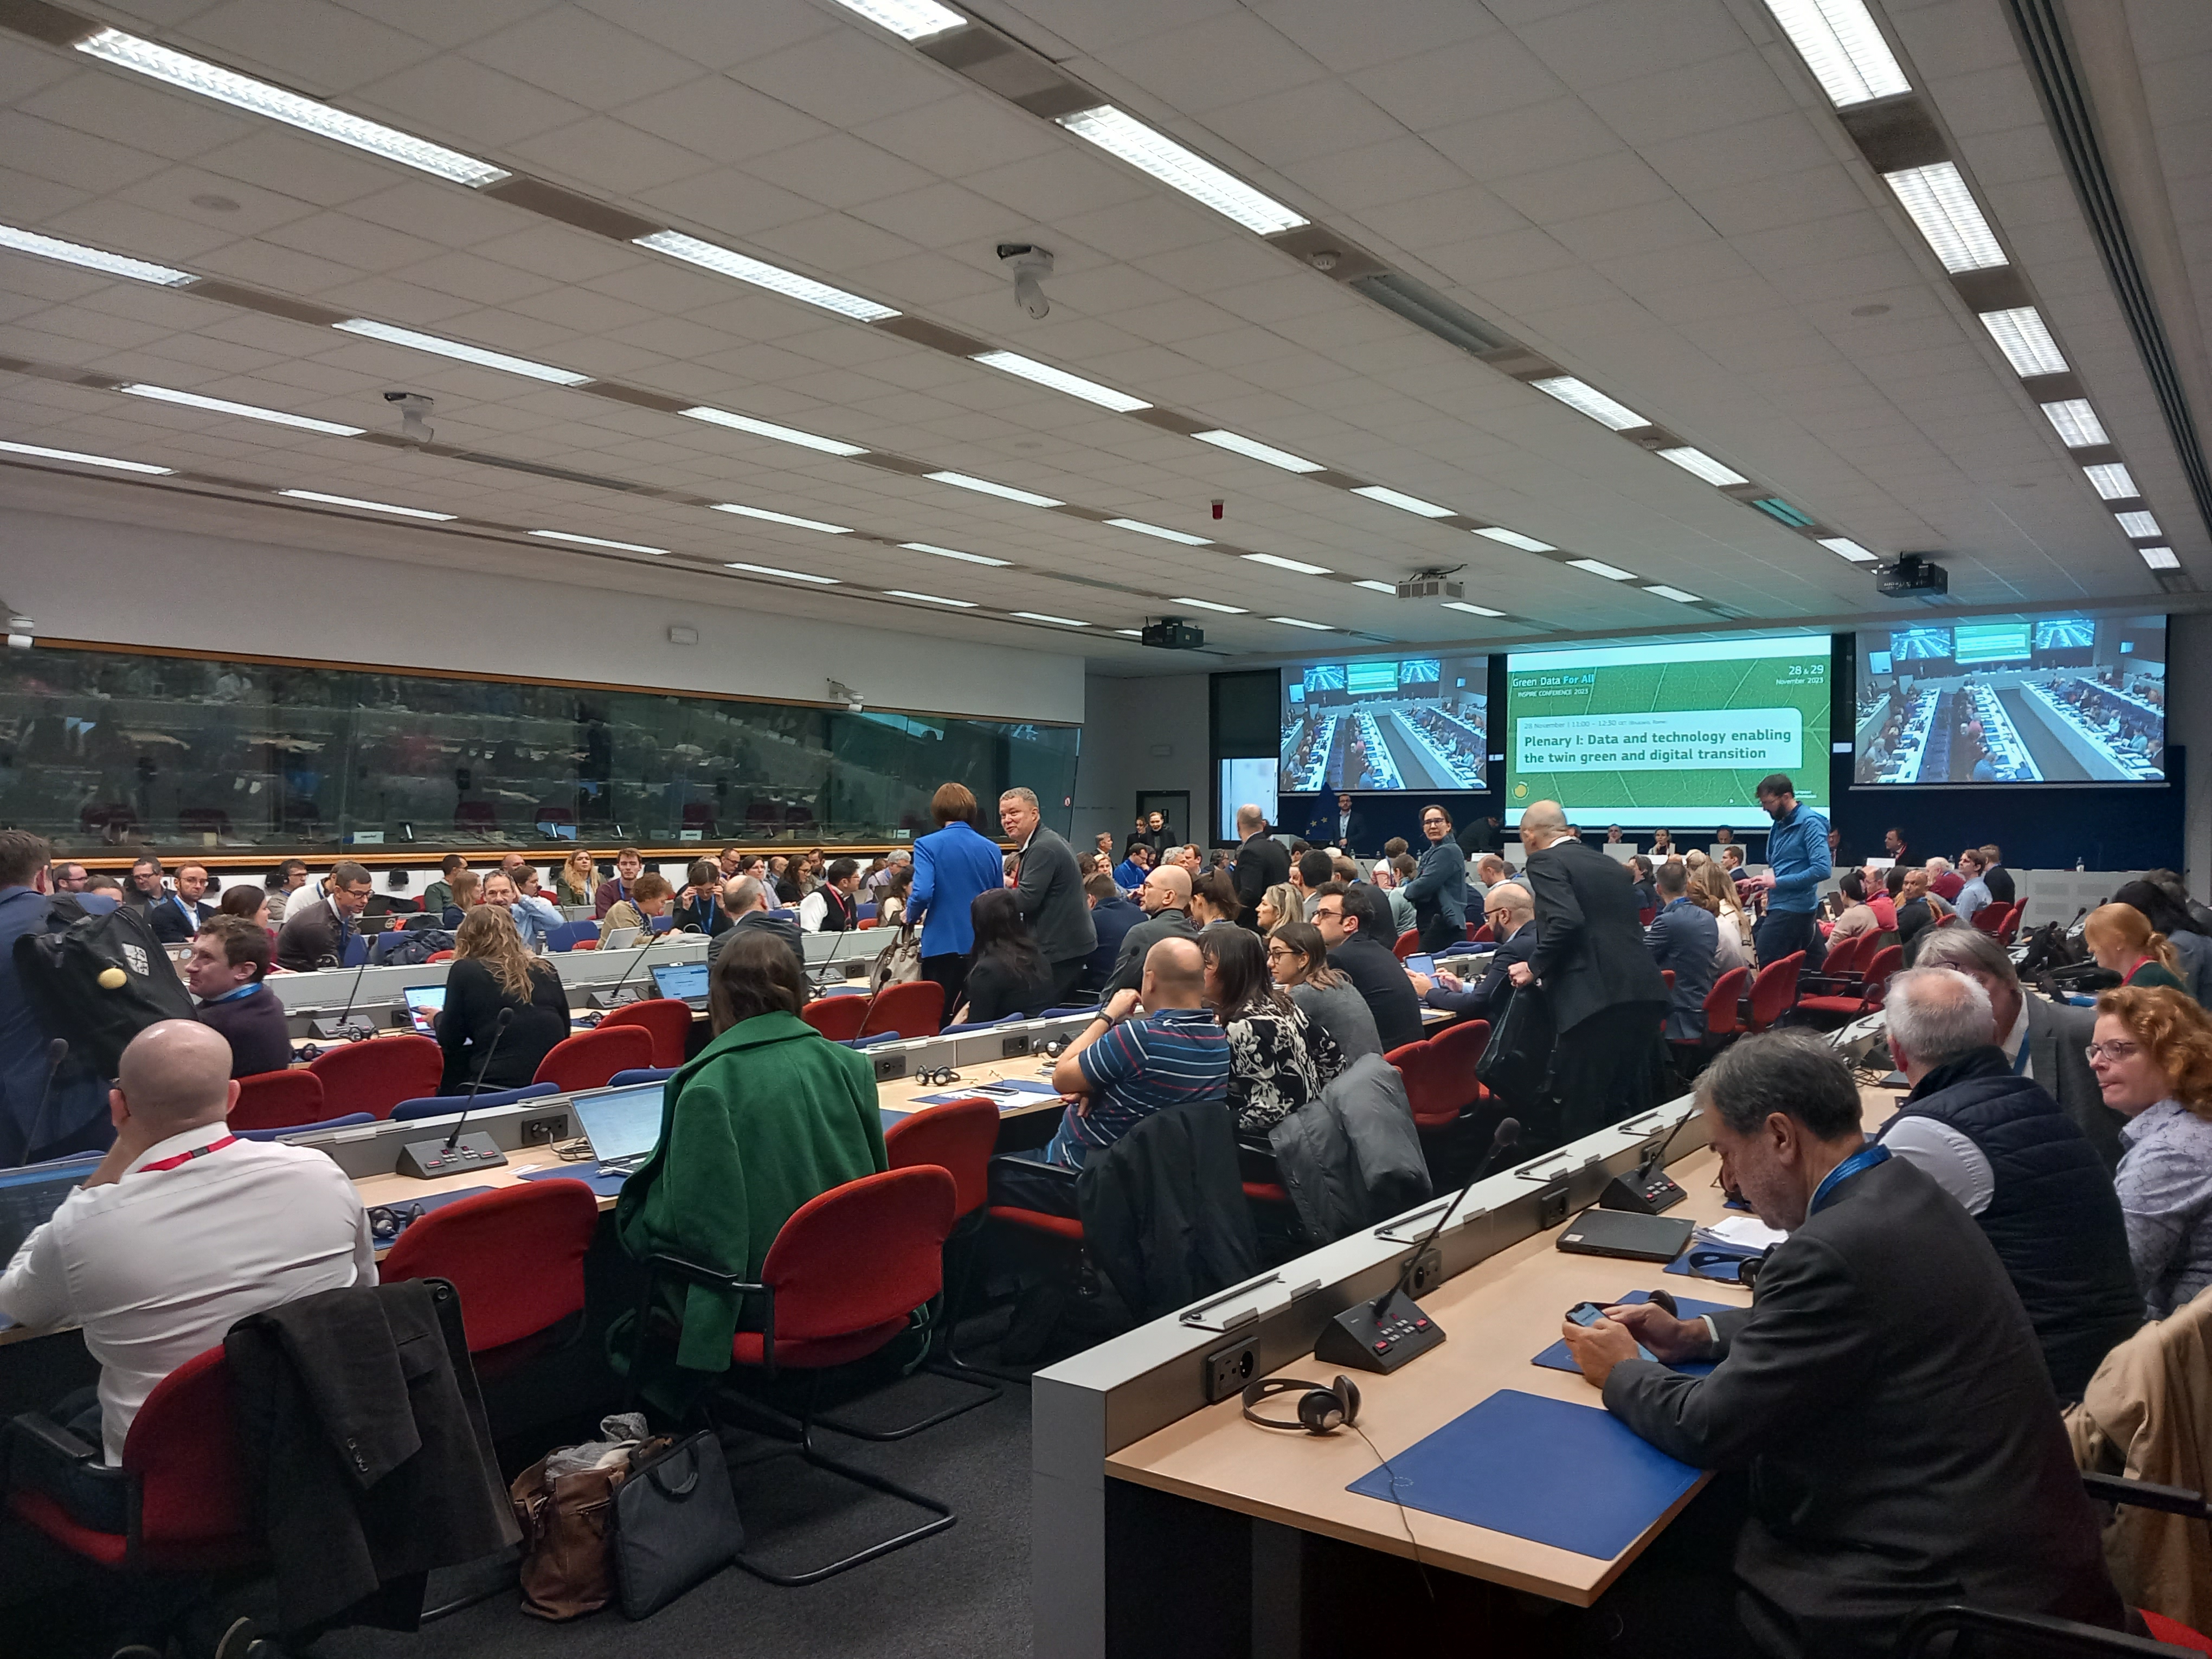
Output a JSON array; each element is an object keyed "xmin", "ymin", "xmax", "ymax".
[{"xmin": 1745, "ymin": 772, "xmax": 1829, "ymax": 970}]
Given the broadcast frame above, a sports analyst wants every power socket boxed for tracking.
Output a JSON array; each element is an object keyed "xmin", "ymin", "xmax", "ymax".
[
  {"xmin": 1407, "ymin": 1247, "xmax": 1444, "ymax": 1296},
  {"xmin": 519, "ymin": 1114, "xmax": 568, "ymax": 1144},
  {"xmin": 1538, "ymin": 1180, "xmax": 1571, "ymax": 1230},
  {"xmin": 1000, "ymin": 1032, "xmax": 1031, "ymax": 1057},
  {"xmin": 873, "ymin": 1050, "xmax": 907, "ymax": 1081},
  {"xmin": 1203, "ymin": 1334, "xmax": 1259, "ymax": 1404}
]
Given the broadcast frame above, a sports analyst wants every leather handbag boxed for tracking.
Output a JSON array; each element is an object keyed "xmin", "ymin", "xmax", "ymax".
[
  {"xmin": 511, "ymin": 1435, "xmax": 666, "ymax": 1622},
  {"xmin": 1475, "ymin": 982, "xmax": 1555, "ymax": 1110},
  {"xmin": 610, "ymin": 1431, "xmax": 744, "ymax": 1621},
  {"xmin": 870, "ymin": 924, "xmax": 923, "ymax": 992}
]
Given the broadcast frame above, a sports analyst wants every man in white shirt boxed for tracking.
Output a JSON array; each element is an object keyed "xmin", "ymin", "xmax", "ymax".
[
  {"xmin": 0, "ymin": 1020, "xmax": 373, "ymax": 1468},
  {"xmin": 799, "ymin": 858, "xmax": 863, "ymax": 933}
]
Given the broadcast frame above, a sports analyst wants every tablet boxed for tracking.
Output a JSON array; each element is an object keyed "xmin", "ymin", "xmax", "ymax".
[{"xmin": 402, "ymin": 983, "xmax": 446, "ymax": 1034}]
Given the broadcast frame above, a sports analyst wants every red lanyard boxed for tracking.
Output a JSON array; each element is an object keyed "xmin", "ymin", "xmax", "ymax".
[{"xmin": 138, "ymin": 1134, "xmax": 239, "ymax": 1172}]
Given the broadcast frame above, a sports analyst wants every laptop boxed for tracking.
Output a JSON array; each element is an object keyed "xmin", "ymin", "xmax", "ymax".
[
  {"xmin": 0, "ymin": 1154, "xmax": 101, "ymax": 1268},
  {"xmin": 602, "ymin": 927, "xmax": 641, "ymax": 950},
  {"xmin": 573, "ymin": 1083, "xmax": 664, "ymax": 1176},
  {"xmin": 649, "ymin": 960, "xmax": 711, "ymax": 1011},
  {"xmin": 402, "ymin": 983, "xmax": 447, "ymax": 1034}
]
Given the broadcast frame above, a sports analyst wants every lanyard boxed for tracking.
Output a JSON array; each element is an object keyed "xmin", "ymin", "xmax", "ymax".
[
  {"xmin": 206, "ymin": 983, "xmax": 259, "ymax": 1005},
  {"xmin": 139, "ymin": 1134, "xmax": 238, "ymax": 1173},
  {"xmin": 1809, "ymin": 1143, "xmax": 1889, "ymax": 1218},
  {"xmin": 173, "ymin": 895, "xmax": 197, "ymax": 925}
]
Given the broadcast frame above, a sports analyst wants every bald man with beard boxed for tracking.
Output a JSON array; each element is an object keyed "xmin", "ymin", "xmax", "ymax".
[{"xmin": 1105, "ymin": 864, "xmax": 1200, "ymax": 995}]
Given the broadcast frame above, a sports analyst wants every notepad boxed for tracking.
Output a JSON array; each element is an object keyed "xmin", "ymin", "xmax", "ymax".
[
  {"xmin": 1528, "ymin": 1289, "xmax": 1727, "ymax": 1379},
  {"xmin": 1346, "ymin": 1388, "xmax": 1701, "ymax": 1560}
]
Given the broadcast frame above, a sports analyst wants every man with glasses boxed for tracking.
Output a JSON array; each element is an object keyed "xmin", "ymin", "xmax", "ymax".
[
  {"xmin": 147, "ymin": 863, "xmax": 215, "ymax": 945},
  {"xmin": 1403, "ymin": 804, "xmax": 1470, "ymax": 954},
  {"xmin": 1105, "ymin": 865, "xmax": 1198, "ymax": 996},
  {"xmin": 276, "ymin": 860, "xmax": 373, "ymax": 972},
  {"xmin": 1311, "ymin": 882, "xmax": 1423, "ymax": 1051},
  {"xmin": 1411, "ymin": 883, "xmax": 1535, "ymax": 1023}
]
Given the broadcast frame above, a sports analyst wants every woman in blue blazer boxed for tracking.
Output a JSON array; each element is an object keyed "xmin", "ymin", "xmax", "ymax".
[{"xmin": 907, "ymin": 782, "xmax": 1008, "ymax": 1009}]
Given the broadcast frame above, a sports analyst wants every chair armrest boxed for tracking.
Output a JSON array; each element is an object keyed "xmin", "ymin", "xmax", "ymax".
[
  {"xmin": 2082, "ymin": 1469, "xmax": 2212, "ymax": 1520},
  {"xmin": 1900, "ymin": 1604, "xmax": 2177, "ymax": 1657},
  {"xmin": 640, "ymin": 1252, "xmax": 764, "ymax": 1297},
  {"xmin": 6, "ymin": 1411, "xmax": 98, "ymax": 1464}
]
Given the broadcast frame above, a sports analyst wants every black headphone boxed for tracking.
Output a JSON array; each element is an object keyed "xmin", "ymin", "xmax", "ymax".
[
  {"xmin": 1242, "ymin": 1374, "xmax": 1360, "ymax": 1436},
  {"xmin": 914, "ymin": 1065, "xmax": 961, "ymax": 1087}
]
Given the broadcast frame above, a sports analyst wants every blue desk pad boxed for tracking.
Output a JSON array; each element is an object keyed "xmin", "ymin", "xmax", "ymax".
[
  {"xmin": 1529, "ymin": 1289, "xmax": 1727, "ymax": 1378},
  {"xmin": 1347, "ymin": 1388, "xmax": 1701, "ymax": 1559},
  {"xmin": 518, "ymin": 1165, "xmax": 628, "ymax": 1198}
]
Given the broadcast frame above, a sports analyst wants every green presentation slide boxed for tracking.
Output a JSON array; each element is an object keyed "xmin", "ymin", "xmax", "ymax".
[{"xmin": 1504, "ymin": 635, "xmax": 1831, "ymax": 829}]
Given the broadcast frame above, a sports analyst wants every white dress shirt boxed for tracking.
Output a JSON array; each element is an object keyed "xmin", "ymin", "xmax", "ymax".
[
  {"xmin": 0, "ymin": 1127, "xmax": 374, "ymax": 1462},
  {"xmin": 1881, "ymin": 1116, "xmax": 1996, "ymax": 1216}
]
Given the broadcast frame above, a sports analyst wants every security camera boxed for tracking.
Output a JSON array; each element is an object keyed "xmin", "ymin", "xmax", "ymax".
[
  {"xmin": 827, "ymin": 679, "xmax": 864, "ymax": 712},
  {"xmin": 382, "ymin": 390, "xmax": 434, "ymax": 446},
  {"xmin": 997, "ymin": 243, "xmax": 1053, "ymax": 320}
]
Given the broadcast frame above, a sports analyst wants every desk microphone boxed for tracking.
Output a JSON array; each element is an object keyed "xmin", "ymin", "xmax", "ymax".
[
  {"xmin": 1315, "ymin": 1117, "xmax": 1520, "ymax": 1377},
  {"xmin": 311, "ymin": 938, "xmax": 378, "ymax": 1040},
  {"xmin": 396, "ymin": 1009, "xmax": 513, "ymax": 1180},
  {"xmin": 1598, "ymin": 1100, "xmax": 1698, "ymax": 1215},
  {"xmin": 590, "ymin": 930, "xmax": 676, "ymax": 1011}
]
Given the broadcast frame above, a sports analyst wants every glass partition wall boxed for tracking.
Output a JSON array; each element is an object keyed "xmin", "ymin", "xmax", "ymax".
[{"xmin": 0, "ymin": 644, "xmax": 1078, "ymax": 856}]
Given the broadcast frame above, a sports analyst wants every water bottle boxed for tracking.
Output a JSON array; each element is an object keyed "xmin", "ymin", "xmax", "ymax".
[{"xmin": 2075, "ymin": 856, "xmax": 2086, "ymax": 871}]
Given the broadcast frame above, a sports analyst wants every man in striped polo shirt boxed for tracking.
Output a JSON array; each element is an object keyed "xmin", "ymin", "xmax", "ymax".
[{"xmin": 992, "ymin": 937, "xmax": 1228, "ymax": 1218}]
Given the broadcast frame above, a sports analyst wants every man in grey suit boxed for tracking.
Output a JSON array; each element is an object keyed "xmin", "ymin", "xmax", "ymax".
[
  {"xmin": 1561, "ymin": 1031, "xmax": 2122, "ymax": 1659},
  {"xmin": 1000, "ymin": 787, "xmax": 1096, "ymax": 1004},
  {"xmin": 1913, "ymin": 925, "xmax": 2120, "ymax": 1167},
  {"xmin": 1104, "ymin": 865, "xmax": 1199, "ymax": 996}
]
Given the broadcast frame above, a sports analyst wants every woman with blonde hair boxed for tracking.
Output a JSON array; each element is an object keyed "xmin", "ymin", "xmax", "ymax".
[
  {"xmin": 2089, "ymin": 985, "xmax": 2212, "ymax": 1315},
  {"xmin": 435, "ymin": 905, "xmax": 570, "ymax": 1093},
  {"xmin": 448, "ymin": 869, "xmax": 480, "ymax": 910},
  {"xmin": 554, "ymin": 847, "xmax": 597, "ymax": 909},
  {"xmin": 1256, "ymin": 881, "xmax": 1303, "ymax": 935},
  {"xmin": 1688, "ymin": 860, "xmax": 1753, "ymax": 973},
  {"xmin": 2086, "ymin": 902, "xmax": 2190, "ymax": 995}
]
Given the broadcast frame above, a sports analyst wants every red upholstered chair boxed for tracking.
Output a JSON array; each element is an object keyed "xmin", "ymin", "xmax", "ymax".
[
  {"xmin": 1742, "ymin": 952, "xmax": 1803, "ymax": 1033},
  {"xmin": 1392, "ymin": 929, "xmax": 1421, "ymax": 961},
  {"xmin": 1638, "ymin": 907, "xmax": 1658, "ymax": 928},
  {"xmin": 800, "ymin": 996, "xmax": 869, "ymax": 1042},
  {"xmin": 1470, "ymin": 922, "xmax": 1493, "ymax": 944},
  {"xmin": 885, "ymin": 1097, "xmax": 1008, "ymax": 1388},
  {"xmin": 629, "ymin": 1168, "xmax": 960, "ymax": 1585},
  {"xmin": 1703, "ymin": 967, "xmax": 1750, "ymax": 1044},
  {"xmin": 306, "ymin": 1034, "xmax": 443, "ymax": 1120},
  {"xmin": 1387, "ymin": 1038, "xmax": 1469, "ymax": 1133},
  {"xmin": 1797, "ymin": 945, "xmax": 1904, "ymax": 1026},
  {"xmin": 1660, "ymin": 969, "xmax": 1675, "ymax": 994},
  {"xmin": 1970, "ymin": 901, "xmax": 2007, "ymax": 935},
  {"xmin": 1998, "ymin": 902, "xmax": 2027, "ymax": 944},
  {"xmin": 596, "ymin": 998, "xmax": 691, "ymax": 1069},
  {"xmin": 533, "ymin": 1026, "xmax": 654, "ymax": 1093},
  {"xmin": 8, "ymin": 1346, "xmax": 258, "ymax": 1574},
  {"xmin": 858, "ymin": 980, "xmax": 944, "ymax": 1041},
  {"xmin": 380, "ymin": 1180, "xmax": 600, "ymax": 1379},
  {"xmin": 229, "ymin": 1068, "xmax": 327, "ymax": 1133}
]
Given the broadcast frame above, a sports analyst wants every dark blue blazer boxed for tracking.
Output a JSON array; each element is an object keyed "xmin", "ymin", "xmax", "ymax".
[{"xmin": 1423, "ymin": 921, "xmax": 1535, "ymax": 1021}]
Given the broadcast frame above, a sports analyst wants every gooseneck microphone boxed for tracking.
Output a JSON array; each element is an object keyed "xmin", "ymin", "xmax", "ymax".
[
  {"xmin": 311, "ymin": 933, "xmax": 377, "ymax": 1040},
  {"xmin": 592, "ymin": 928, "xmax": 674, "ymax": 1011},
  {"xmin": 395, "ymin": 1008, "xmax": 516, "ymax": 1180},
  {"xmin": 1383, "ymin": 1116, "xmax": 1522, "ymax": 1313},
  {"xmin": 446, "ymin": 1008, "xmax": 513, "ymax": 1152},
  {"xmin": 1599, "ymin": 1098, "xmax": 1698, "ymax": 1214}
]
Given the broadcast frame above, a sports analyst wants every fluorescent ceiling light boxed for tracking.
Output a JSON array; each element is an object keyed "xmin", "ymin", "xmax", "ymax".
[
  {"xmin": 1568, "ymin": 557, "xmax": 1637, "ymax": 581},
  {"xmin": 1172, "ymin": 596, "xmax": 1248, "ymax": 614},
  {"xmin": 78, "ymin": 28, "xmax": 506, "ymax": 188},
  {"xmin": 0, "ymin": 222, "xmax": 194, "ymax": 286},
  {"xmin": 1352, "ymin": 484, "xmax": 1452, "ymax": 518},
  {"xmin": 1269, "ymin": 616, "xmax": 1331, "ymax": 630},
  {"xmin": 901, "ymin": 541, "xmax": 1010, "ymax": 567},
  {"xmin": 972, "ymin": 351, "xmax": 1148, "ymax": 413},
  {"xmin": 2140, "ymin": 546, "xmax": 2180, "ymax": 570},
  {"xmin": 0, "ymin": 438, "xmax": 171, "ymax": 474},
  {"xmin": 1191, "ymin": 429, "xmax": 1323, "ymax": 473},
  {"xmin": 1107, "ymin": 517, "xmax": 1210, "ymax": 545},
  {"xmin": 886, "ymin": 589, "xmax": 976, "ymax": 608},
  {"xmin": 1883, "ymin": 162, "xmax": 2005, "ymax": 273},
  {"xmin": 278, "ymin": 488, "xmax": 452, "ymax": 520},
  {"xmin": 1760, "ymin": 0, "xmax": 1911, "ymax": 107},
  {"xmin": 1529, "ymin": 376, "xmax": 1647, "ymax": 430},
  {"xmin": 726, "ymin": 561, "xmax": 838, "ymax": 584},
  {"xmin": 825, "ymin": 0, "xmax": 967, "ymax": 40},
  {"xmin": 1056, "ymin": 105, "xmax": 1307, "ymax": 236},
  {"xmin": 633, "ymin": 230, "xmax": 897, "ymax": 321},
  {"xmin": 1113, "ymin": 628, "xmax": 1144, "ymax": 637},
  {"xmin": 2116, "ymin": 510, "xmax": 2162, "ymax": 538},
  {"xmin": 1352, "ymin": 579, "xmax": 1399, "ymax": 594},
  {"xmin": 711, "ymin": 501, "xmax": 851, "ymax": 534},
  {"xmin": 1472, "ymin": 527, "xmax": 1554, "ymax": 552},
  {"xmin": 530, "ymin": 529, "xmax": 667, "ymax": 556},
  {"xmin": 118, "ymin": 383, "xmax": 364, "ymax": 436},
  {"xmin": 680, "ymin": 406, "xmax": 865, "ymax": 456},
  {"xmin": 1013, "ymin": 612, "xmax": 1092, "ymax": 628},
  {"xmin": 1244, "ymin": 552, "xmax": 1332, "ymax": 575},
  {"xmin": 333, "ymin": 319, "xmax": 589, "ymax": 385},
  {"xmin": 1645, "ymin": 584, "xmax": 1702, "ymax": 603},
  {"xmin": 1442, "ymin": 600, "xmax": 1506, "ymax": 618},
  {"xmin": 2084, "ymin": 462, "xmax": 2138, "ymax": 500},
  {"xmin": 925, "ymin": 471, "xmax": 1063, "ymax": 507},
  {"xmin": 1978, "ymin": 307, "xmax": 2067, "ymax": 377},
  {"xmin": 1657, "ymin": 446, "xmax": 1748, "ymax": 486},
  {"xmin": 2041, "ymin": 399, "xmax": 2110, "ymax": 447},
  {"xmin": 1818, "ymin": 537, "xmax": 1879, "ymax": 563}
]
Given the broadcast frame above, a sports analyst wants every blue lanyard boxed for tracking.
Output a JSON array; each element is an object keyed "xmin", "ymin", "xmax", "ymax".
[
  {"xmin": 207, "ymin": 982, "xmax": 259, "ymax": 1005},
  {"xmin": 1809, "ymin": 1143, "xmax": 1889, "ymax": 1218},
  {"xmin": 173, "ymin": 895, "xmax": 197, "ymax": 924}
]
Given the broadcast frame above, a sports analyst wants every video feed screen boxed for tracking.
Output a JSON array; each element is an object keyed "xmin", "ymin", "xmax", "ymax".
[
  {"xmin": 1281, "ymin": 655, "xmax": 1488, "ymax": 793},
  {"xmin": 1854, "ymin": 612, "xmax": 2166, "ymax": 785}
]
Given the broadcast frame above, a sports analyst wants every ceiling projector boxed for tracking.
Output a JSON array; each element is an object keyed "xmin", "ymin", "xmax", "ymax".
[
  {"xmin": 1141, "ymin": 618, "xmax": 1205, "ymax": 650},
  {"xmin": 1874, "ymin": 555, "xmax": 1947, "ymax": 599}
]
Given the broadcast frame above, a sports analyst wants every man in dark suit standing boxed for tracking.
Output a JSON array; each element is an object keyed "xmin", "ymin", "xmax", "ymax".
[
  {"xmin": 1000, "ymin": 787, "xmax": 1096, "ymax": 1004},
  {"xmin": 1229, "ymin": 803, "xmax": 1289, "ymax": 930},
  {"xmin": 1309, "ymin": 792, "xmax": 1368, "ymax": 856},
  {"xmin": 1562, "ymin": 1031, "xmax": 2123, "ymax": 1659},
  {"xmin": 1510, "ymin": 800, "xmax": 1667, "ymax": 1143}
]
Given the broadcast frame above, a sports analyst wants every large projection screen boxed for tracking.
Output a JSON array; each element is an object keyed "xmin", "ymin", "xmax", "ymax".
[
  {"xmin": 1854, "ymin": 613, "xmax": 2165, "ymax": 785},
  {"xmin": 1504, "ymin": 634, "xmax": 1831, "ymax": 829},
  {"xmin": 1280, "ymin": 655, "xmax": 1488, "ymax": 793}
]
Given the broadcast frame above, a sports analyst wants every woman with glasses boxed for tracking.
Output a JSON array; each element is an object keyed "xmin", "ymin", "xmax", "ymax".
[
  {"xmin": 1202, "ymin": 927, "xmax": 1342, "ymax": 1134},
  {"xmin": 1265, "ymin": 920, "xmax": 1381, "ymax": 1063},
  {"xmin": 2088, "ymin": 985, "xmax": 2212, "ymax": 1317}
]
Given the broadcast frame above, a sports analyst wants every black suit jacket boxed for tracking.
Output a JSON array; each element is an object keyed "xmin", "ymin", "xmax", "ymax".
[
  {"xmin": 1455, "ymin": 819, "xmax": 1502, "ymax": 857},
  {"xmin": 1328, "ymin": 934, "xmax": 1424, "ymax": 1053},
  {"xmin": 147, "ymin": 895, "xmax": 213, "ymax": 943},
  {"xmin": 1424, "ymin": 921, "xmax": 1534, "ymax": 1020},
  {"xmin": 2025, "ymin": 994, "xmax": 2123, "ymax": 1167},
  {"xmin": 1983, "ymin": 864, "xmax": 2016, "ymax": 905},
  {"xmin": 1309, "ymin": 809, "xmax": 1368, "ymax": 854},
  {"xmin": 1012, "ymin": 826, "xmax": 1096, "ymax": 967},
  {"xmin": 1523, "ymin": 837, "xmax": 1666, "ymax": 1034},
  {"xmin": 1605, "ymin": 1155, "xmax": 2121, "ymax": 1659},
  {"xmin": 1231, "ymin": 832, "xmax": 1290, "ymax": 924}
]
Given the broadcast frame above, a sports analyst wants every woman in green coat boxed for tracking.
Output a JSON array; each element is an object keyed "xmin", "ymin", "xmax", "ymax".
[{"xmin": 616, "ymin": 930, "xmax": 887, "ymax": 1377}]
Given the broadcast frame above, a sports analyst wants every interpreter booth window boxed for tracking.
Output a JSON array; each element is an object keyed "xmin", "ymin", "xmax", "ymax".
[{"xmin": 0, "ymin": 644, "xmax": 1079, "ymax": 856}]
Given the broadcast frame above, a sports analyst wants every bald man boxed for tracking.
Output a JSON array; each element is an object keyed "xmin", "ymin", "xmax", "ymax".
[
  {"xmin": 0, "ymin": 1021, "xmax": 372, "ymax": 1469},
  {"xmin": 1105, "ymin": 863, "xmax": 1199, "ymax": 995},
  {"xmin": 1511, "ymin": 800, "xmax": 1669, "ymax": 1144},
  {"xmin": 1413, "ymin": 881, "xmax": 1537, "ymax": 1023}
]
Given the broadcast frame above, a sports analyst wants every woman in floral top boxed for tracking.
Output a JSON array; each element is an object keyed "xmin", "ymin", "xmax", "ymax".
[{"xmin": 1200, "ymin": 925, "xmax": 1343, "ymax": 1134}]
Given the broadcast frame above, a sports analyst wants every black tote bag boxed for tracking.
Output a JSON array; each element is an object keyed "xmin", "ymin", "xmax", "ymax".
[
  {"xmin": 1474, "ymin": 982, "xmax": 1555, "ymax": 1111},
  {"xmin": 611, "ymin": 1431, "xmax": 744, "ymax": 1620}
]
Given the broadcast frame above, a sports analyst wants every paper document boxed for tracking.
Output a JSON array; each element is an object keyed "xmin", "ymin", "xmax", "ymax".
[{"xmin": 1694, "ymin": 1216, "xmax": 1787, "ymax": 1251}]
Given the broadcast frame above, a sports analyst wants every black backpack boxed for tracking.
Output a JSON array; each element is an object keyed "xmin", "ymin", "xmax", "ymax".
[{"xmin": 12, "ymin": 901, "xmax": 197, "ymax": 1078}]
